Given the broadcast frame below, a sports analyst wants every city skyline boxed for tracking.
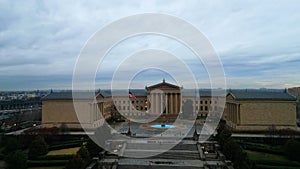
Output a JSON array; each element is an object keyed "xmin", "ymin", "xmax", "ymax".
[{"xmin": 1, "ymin": 1, "xmax": 300, "ymax": 90}]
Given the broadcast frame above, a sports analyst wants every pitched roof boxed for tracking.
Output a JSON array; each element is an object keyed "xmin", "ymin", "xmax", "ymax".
[
  {"xmin": 228, "ymin": 90, "xmax": 296, "ymax": 101},
  {"xmin": 146, "ymin": 80, "xmax": 180, "ymax": 90},
  {"xmin": 99, "ymin": 89, "xmax": 147, "ymax": 97},
  {"xmin": 182, "ymin": 89, "xmax": 226, "ymax": 97},
  {"xmin": 42, "ymin": 92, "xmax": 97, "ymax": 100}
]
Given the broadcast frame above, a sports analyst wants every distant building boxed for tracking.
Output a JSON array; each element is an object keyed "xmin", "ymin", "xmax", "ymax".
[
  {"xmin": 42, "ymin": 81, "xmax": 298, "ymax": 131},
  {"xmin": 225, "ymin": 90, "xmax": 297, "ymax": 131},
  {"xmin": 288, "ymin": 87, "xmax": 300, "ymax": 120},
  {"xmin": 41, "ymin": 80, "xmax": 224, "ymax": 129}
]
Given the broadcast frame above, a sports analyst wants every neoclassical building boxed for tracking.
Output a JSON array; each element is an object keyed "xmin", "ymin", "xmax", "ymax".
[
  {"xmin": 225, "ymin": 90, "xmax": 297, "ymax": 131},
  {"xmin": 42, "ymin": 80, "xmax": 224, "ymax": 129},
  {"xmin": 42, "ymin": 81, "xmax": 297, "ymax": 131}
]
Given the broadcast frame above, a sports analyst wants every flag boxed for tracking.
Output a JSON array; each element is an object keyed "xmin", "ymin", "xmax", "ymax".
[{"xmin": 129, "ymin": 92, "xmax": 136, "ymax": 99}]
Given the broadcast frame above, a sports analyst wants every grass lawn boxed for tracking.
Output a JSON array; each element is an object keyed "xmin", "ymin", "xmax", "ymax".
[
  {"xmin": 246, "ymin": 150, "xmax": 300, "ymax": 167},
  {"xmin": 28, "ymin": 167, "xmax": 65, "ymax": 169},
  {"xmin": 47, "ymin": 147, "xmax": 80, "ymax": 155}
]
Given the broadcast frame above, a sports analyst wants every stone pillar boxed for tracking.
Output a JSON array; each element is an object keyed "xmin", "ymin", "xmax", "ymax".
[
  {"xmin": 170, "ymin": 93, "xmax": 174, "ymax": 114},
  {"xmin": 94, "ymin": 103, "xmax": 97, "ymax": 121},
  {"xmin": 160, "ymin": 93, "xmax": 163, "ymax": 114},
  {"xmin": 155, "ymin": 93, "xmax": 159, "ymax": 114},
  {"xmin": 237, "ymin": 104, "xmax": 240, "ymax": 125},
  {"xmin": 151, "ymin": 93, "xmax": 154, "ymax": 114},
  {"xmin": 175, "ymin": 93, "xmax": 178, "ymax": 114},
  {"xmin": 165, "ymin": 93, "xmax": 168, "ymax": 114},
  {"xmin": 155, "ymin": 93, "xmax": 160, "ymax": 114}
]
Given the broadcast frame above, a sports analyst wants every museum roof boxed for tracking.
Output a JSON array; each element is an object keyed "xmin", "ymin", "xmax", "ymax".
[
  {"xmin": 42, "ymin": 89, "xmax": 226, "ymax": 99},
  {"xmin": 146, "ymin": 80, "xmax": 180, "ymax": 90},
  {"xmin": 228, "ymin": 90, "xmax": 296, "ymax": 101},
  {"xmin": 99, "ymin": 89, "xmax": 147, "ymax": 97},
  {"xmin": 42, "ymin": 91, "xmax": 97, "ymax": 100}
]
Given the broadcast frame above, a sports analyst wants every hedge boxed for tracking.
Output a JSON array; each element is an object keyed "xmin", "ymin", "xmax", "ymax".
[
  {"xmin": 50, "ymin": 139, "xmax": 86, "ymax": 146},
  {"xmin": 246, "ymin": 150, "xmax": 300, "ymax": 167},
  {"xmin": 48, "ymin": 142, "xmax": 83, "ymax": 150},
  {"xmin": 35, "ymin": 154, "xmax": 73, "ymax": 160},
  {"xmin": 27, "ymin": 160, "xmax": 68, "ymax": 167},
  {"xmin": 257, "ymin": 164, "xmax": 300, "ymax": 169},
  {"xmin": 240, "ymin": 142, "xmax": 284, "ymax": 155}
]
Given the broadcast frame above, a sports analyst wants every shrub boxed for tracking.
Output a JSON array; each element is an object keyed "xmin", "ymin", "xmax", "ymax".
[
  {"xmin": 5, "ymin": 150, "xmax": 27, "ymax": 169},
  {"xmin": 28, "ymin": 136, "xmax": 48, "ymax": 159},
  {"xmin": 27, "ymin": 160, "xmax": 68, "ymax": 167},
  {"xmin": 48, "ymin": 142, "xmax": 83, "ymax": 150},
  {"xmin": 3, "ymin": 137, "xmax": 21, "ymax": 154},
  {"xmin": 35, "ymin": 154, "xmax": 73, "ymax": 160},
  {"xmin": 86, "ymin": 139, "xmax": 103, "ymax": 157},
  {"xmin": 284, "ymin": 139, "xmax": 300, "ymax": 162},
  {"xmin": 65, "ymin": 154, "xmax": 86, "ymax": 169}
]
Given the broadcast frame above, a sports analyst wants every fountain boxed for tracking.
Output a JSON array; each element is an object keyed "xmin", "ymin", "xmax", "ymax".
[{"xmin": 151, "ymin": 124, "xmax": 175, "ymax": 129}]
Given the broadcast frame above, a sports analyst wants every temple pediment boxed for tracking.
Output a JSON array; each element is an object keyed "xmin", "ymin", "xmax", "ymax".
[{"xmin": 146, "ymin": 80, "xmax": 180, "ymax": 91}]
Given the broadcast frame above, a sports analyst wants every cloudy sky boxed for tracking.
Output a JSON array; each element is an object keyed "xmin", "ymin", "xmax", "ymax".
[{"xmin": 0, "ymin": 0, "xmax": 300, "ymax": 90}]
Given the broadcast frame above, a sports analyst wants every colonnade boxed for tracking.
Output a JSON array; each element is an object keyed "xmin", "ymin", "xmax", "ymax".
[{"xmin": 149, "ymin": 92, "xmax": 180, "ymax": 114}]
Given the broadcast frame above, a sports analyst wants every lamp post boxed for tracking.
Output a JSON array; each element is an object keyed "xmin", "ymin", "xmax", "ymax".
[{"xmin": 127, "ymin": 120, "xmax": 131, "ymax": 136}]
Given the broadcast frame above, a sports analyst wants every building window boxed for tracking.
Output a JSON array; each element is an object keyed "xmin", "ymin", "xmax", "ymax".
[
  {"xmin": 123, "ymin": 101, "xmax": 125, "ymax": 104},
  {"xmin": 205, "ymin": 106, "xmax": 208, "ymax": 111},
  {"xmin": 200, "ymin": 106, "xmax": 203, "ymax": 111},
  {"xmin": 200, "ymin": 101, "xmax": 203, "ymax": 104},
  {"xmin": 205, "ymin": 101, "xmax": 207, "ymax": 104}
]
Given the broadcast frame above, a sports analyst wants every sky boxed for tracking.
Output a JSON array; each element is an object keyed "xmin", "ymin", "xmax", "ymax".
[{"xmin": 0, "ymin": 0, "xmax": 300, "ymax": 90}]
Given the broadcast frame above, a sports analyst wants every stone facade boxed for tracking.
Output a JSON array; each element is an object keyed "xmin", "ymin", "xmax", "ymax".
[
  {"xmin": 42, "ymin": 81, "xmax": 223, "ymax": 129},
  {"xmin": 42, "ymin": 82, "xmax": 297, "ymax": 131},
  {"xmin": 225, "ymin": 91, "xmax": 297, "ymax": 131}
]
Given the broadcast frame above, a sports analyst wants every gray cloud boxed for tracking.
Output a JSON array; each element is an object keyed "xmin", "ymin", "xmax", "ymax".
[{"xmin": 0, "ymin": 0, "xmax": 300, "ymax": 90}]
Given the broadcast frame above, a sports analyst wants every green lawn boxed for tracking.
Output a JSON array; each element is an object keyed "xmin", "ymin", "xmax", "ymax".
[
  {"xmin": 47, "ymin": 147, "xmax": 80, "ymax": 155},
  {"xmin": 246, "ymin": 150, "xmax": 300, "ymax": 167}
]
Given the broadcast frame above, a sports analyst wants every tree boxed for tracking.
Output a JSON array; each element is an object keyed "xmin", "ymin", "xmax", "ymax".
[
  {"xmin": 28, "ymin": 136, "xmax": 48, "ymax": 159},
  {"xmin": 223, "ymin": 138, "xmax": 241, "ymax": 160},
  {"xmin": 284, "ymin": 139, "xmax": 300, "ymax": 162},
  {"xmin": 77, "ymin": 145, "xmax": 91, "ymax": 162},
  {"xmin": 217, "ymin": 126, "xmax": 232, "ymax": 148},
  {"xmin": 5, "ymin": 150, "xmax": 27, "ymax": 169},
  {"xmin": 86, "ymin": 138, "xmax": 103, "ymax": 157},
  {"xmin": 216, "ymin": 120, "xmax": 253, "ymax": 169},
  {"xmin": 223, "ymin": 139, "xmax": 252, "ymax": 169},
  {"xmin": 3, "ymin": 137, "xmax": 21, "ymax": 154},
  {"xmin": 66, "ymin": 145, "xmax": 91, "ymax": 169},
  {"xmin": 65, "ymin": 154, "xmax": 85, "ymax": 169}
]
